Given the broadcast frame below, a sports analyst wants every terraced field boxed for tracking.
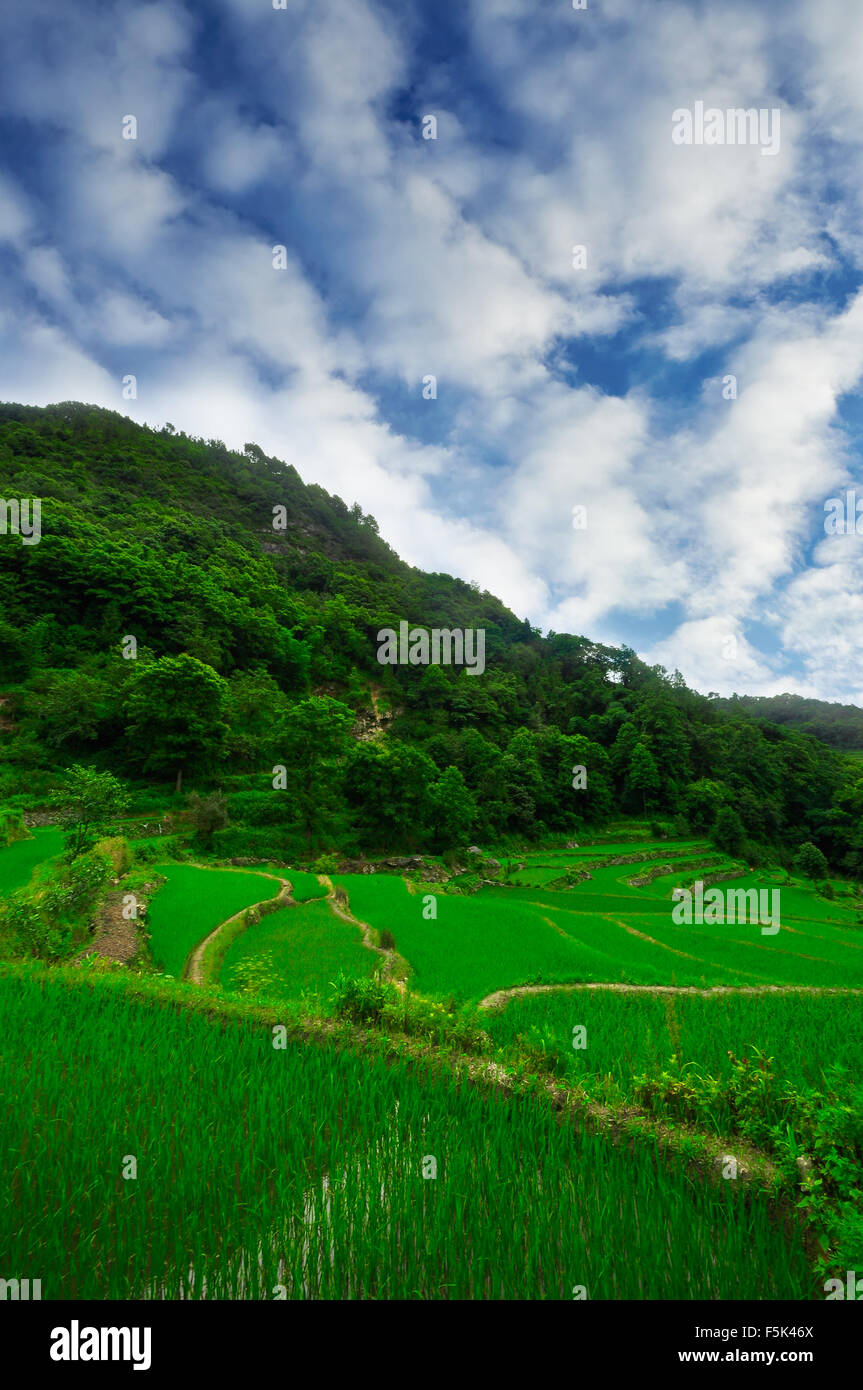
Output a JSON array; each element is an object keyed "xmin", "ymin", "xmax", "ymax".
[
  {"xmin": 5, "ymin": 829, "xmax": 862, "ymax": 1299},
  {"xmin": 146, "ymin": 864, "xmax": 283, "ymax": 977},
  {"xmin": 139, "ymin": 839, "xmax": 863, "ymax": 1015},
  {"xmin": 221, "ymin": 898, "xmax": 377, "ymax": 1001},
  {"xmin": 332, "ymin": 841, "xmax": 863, "ymax": 1001},
  {"xmin": 0, "ymin": 962, "xmax": 816, "ymax": 1300},
  {"xmin": 0, "ymin": 828, "xmax": 65, "ymax": 896}
]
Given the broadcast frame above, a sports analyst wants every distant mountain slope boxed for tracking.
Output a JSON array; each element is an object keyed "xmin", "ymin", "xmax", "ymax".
[
  {"xmin": 714, "ymin": 693, "xmax": 863, "ymax": 752},
  {"xmin": 0, "ymin": 401, "xmax": 857, "ymax": 867}
]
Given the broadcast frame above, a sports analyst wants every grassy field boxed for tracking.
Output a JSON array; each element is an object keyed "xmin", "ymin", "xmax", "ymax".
[
  {"xmin": 0, "ymin": 963, "xmax": 816, "ymax": 1300},
  {"xmin": 146, "ymin": 865, "xmax": 281, "ymax": 977},
  {"xmin": 335, "ymin": 873, "xmax": 594, "ymax": 1000},
  {"xmin": 485, "ymin": 987, "xmax": 863, "ymax": 1108},
  {"xmin": 221, "ymin": 899, "xmax": 377, "ymax": 1002},
  {"xmin": 0, "ymin": 829, "xmax": 65, "ymax": 898},
  {"xmin": 285, "ymin": 871, "xmax": 328, "ymax": 903},
  {"xmin": 333, "ymin": 852, "xmax": 863, "ymax": 1000}
]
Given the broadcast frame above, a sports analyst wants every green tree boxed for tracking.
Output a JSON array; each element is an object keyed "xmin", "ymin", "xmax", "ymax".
[
  {"xmin": 344, "ymin": 741, "xmax": 437, "ymax": 849},
  {"xmin": 682, "ymin": 778, "xmax": 727, "ymax": 832},
  {"xmin": 124, "ymin": 654, "xmax": 230, "ymax": 793},
  {"xmin": 626, "ymin": 741, "xmax": 661, "ymax": 814},
  {"xmin": 279, "ymin": 695, "xmax": 353, "ymax": 850},
  {"xmin": 51, "ymin": 764, "xmax": 129, "ymax": 858},
  {"xmin": 793, "ymin": 841, "xmax": 829, "ymax": 883},
  {"xmin": 712, "ymin": 805, "xmax": 746, "ymax": 857},
  {"xmin": 500, "ymin": 729, "xmax": 544, "ymax": 834},
  {"xmin": 427, "ymin": 766, "xmax": 477, "ymax": 849}
]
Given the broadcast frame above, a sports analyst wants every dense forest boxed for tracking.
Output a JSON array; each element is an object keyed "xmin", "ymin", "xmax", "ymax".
[
  {"xmin": 1, "ymin": 401, "xmax": 862, "ymax": 871},
  {"xmin": 714, "ymin": 692, "xmax": 863, "ymax": 752}
]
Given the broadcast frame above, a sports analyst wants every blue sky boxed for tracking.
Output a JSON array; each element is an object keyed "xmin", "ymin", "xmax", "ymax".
[{"xmin": 2, "ymin": 0, "xmax": 863, "ymax": 701}]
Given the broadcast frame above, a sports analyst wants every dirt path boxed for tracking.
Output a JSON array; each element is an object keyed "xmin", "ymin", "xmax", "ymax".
[
  {"xmin": 185, "ymin": 871, "xmax": 291, "ymax": 985},
  {"xmin": 76, "ymin": 890, "xmax": 143, "ymax": 965},
  {"xmin": 479, "ymin": 980, "xmax": 863, "ymax": 1009},
  {"xmin": 318, "ymin": 874, "xmax": 407, "ymax": 987}
]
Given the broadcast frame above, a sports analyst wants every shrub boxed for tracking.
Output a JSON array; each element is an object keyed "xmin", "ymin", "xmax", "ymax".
[
  {"xmin": 0, "ymin": 810, "xmax": 28, "ymax": 846},
  {"xmin": 0, "ymin": 848, "xmax": 112, "ymax": 961},
  {"xmin": 212, "ymin": 826, "xmax": 301, "ymax": 860},
  {"xmin": 223, "ymin": 791, "xmax": 287, "ymax": 827},
  {"xmin": 328, "ymin": 971, "xmax": 492, "ymax": 1053},
  {"xmin": 329, "ymin": 970, "xmax": 390, "ymax": 1024},
  {"xmin": 186, "ymin": 791, "xmax": 229, "ymax": 846},
  {"xmin": 311, "ymin": 852, "xmax": 340, "ymax": 874},
  {"xmin": 94, "ymin": 836, "xmax": 132, "ymax": 876}
]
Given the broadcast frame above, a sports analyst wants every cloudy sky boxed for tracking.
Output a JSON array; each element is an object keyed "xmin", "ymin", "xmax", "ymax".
[{"xmin": 2, "ymin": 0, "xmax": 863, "ymax": 702}]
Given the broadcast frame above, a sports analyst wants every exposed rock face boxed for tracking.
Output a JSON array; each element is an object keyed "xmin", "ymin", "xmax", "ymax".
[
  {"xmin": 334, "ymin": 850, "xmax": 425, "ymax": 872},
  {"xmin": 351, "ymin": 685, "xmax": 401, "ymax": 743},
  {"xmin": 420, "ymin": 862, "xmax": 451, "ymax": 882}
]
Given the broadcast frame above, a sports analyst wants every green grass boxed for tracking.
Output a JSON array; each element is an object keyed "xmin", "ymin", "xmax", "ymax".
[
  {"xmin": 486, "ymin": 988, "xmax": 863, "ymax": 1107},
  {"xmin": 335, "ymin": 855, "xmax": 863, "ymax": 998},
  {"xmin": 221, "ymin": 899, "xmax": 377, "ymax": 1002},
  {"xmin": 0, "ymin": 963, "xmax": 815, "ymax": 1300},
  {"xmin": 286, "ymin": 871, "xmax": 327, "ymax": 903},
  {"xmin": 336, "ymin": 873, "xmax": 596, "ymax": 1001},
  {"xmin": 0, "ymin": 829, "xmax": 65, "ymax": 898},
  {"xmin": 146, "ymin": 865, "xmax": 280, "ymax": 977}
]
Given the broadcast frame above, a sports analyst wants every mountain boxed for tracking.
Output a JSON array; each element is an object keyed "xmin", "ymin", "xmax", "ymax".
[
  {"xmin": 713, "ymin": 693, "xmax": 863, "ymax": 752},
  {"xmin": 0, "ymin": 401, "xmax": 859, "ymax": 869}
]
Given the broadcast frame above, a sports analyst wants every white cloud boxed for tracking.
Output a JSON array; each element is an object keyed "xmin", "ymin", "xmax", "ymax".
[{"xmin": 2, "ymin": 0, "xmax": 863, "ymax": 703}]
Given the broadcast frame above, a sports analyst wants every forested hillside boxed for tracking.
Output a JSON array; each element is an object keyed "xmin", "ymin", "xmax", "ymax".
[
  {"xmin": 1, "ymin": 401, "xmax": 860, "ymax": 870},
  {"xmin": 715, "ymin": 692, "xmax": 863, "ymax": 752}
]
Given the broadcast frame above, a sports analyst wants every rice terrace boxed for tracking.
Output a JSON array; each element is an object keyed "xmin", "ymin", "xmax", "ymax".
[
  {"xmin": 2, "ymin": 800, "xmax": 862, "ymax": 1301},
  {"xmin": 1, "ymin": 409, "xmax": 863, "ymax": 1316}
]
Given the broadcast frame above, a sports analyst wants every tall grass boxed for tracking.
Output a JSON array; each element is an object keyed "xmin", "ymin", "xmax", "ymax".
[
  {"xmin": 146, "ymin": 865, "xmax": 281, "ymax": 976},
  {"xmin": 221, "ymin": 900, "xmax": 377, "ymax": 1001},
  {"xmin": 0, "ymin": 966, "xmax": 814, "ymax": 1300},
  {"xmin": 0, "ymin": 828, "xmax": 65, "ymax": 899}
]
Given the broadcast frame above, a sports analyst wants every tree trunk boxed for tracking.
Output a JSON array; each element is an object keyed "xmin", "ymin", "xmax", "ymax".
[{"xmin": 175, "ymin": 767, "xmax": 183, "ymax": 795}]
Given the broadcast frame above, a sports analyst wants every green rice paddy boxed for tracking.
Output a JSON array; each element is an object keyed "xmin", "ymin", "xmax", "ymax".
[
  {"xmin": 485, "ymin": 987, "xmax": 863, "ymax": 1107},
  {"xmin": 4, "ymin": 831, "xmax": 862, "ymax": 1302},
  {"xmin": 0, "ymin": 964, "xmax": 816, "ymax": 1300},
  {"xmin": 332, "ymin": 852, "xmax": 863, "ymax": 1000},
  {"xmin": 0, "ymin": 828, "xmax": 65, "ymax": 898},
  {"xmin": 146, "ymin": 864, "xmax": 281, "ymax": 977},
  {"xmin": 285, "ymin": 871, "xmax": 328, "ymax": 902},
  {"xmin": 221, "ymin": 899, "xmax": 377, "ymax": 1001}
]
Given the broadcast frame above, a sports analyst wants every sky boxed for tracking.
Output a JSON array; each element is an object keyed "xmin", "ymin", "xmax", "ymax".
[{"xmin": 1, "ymin": 0, "xmax": 863, "ymax": 702}]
